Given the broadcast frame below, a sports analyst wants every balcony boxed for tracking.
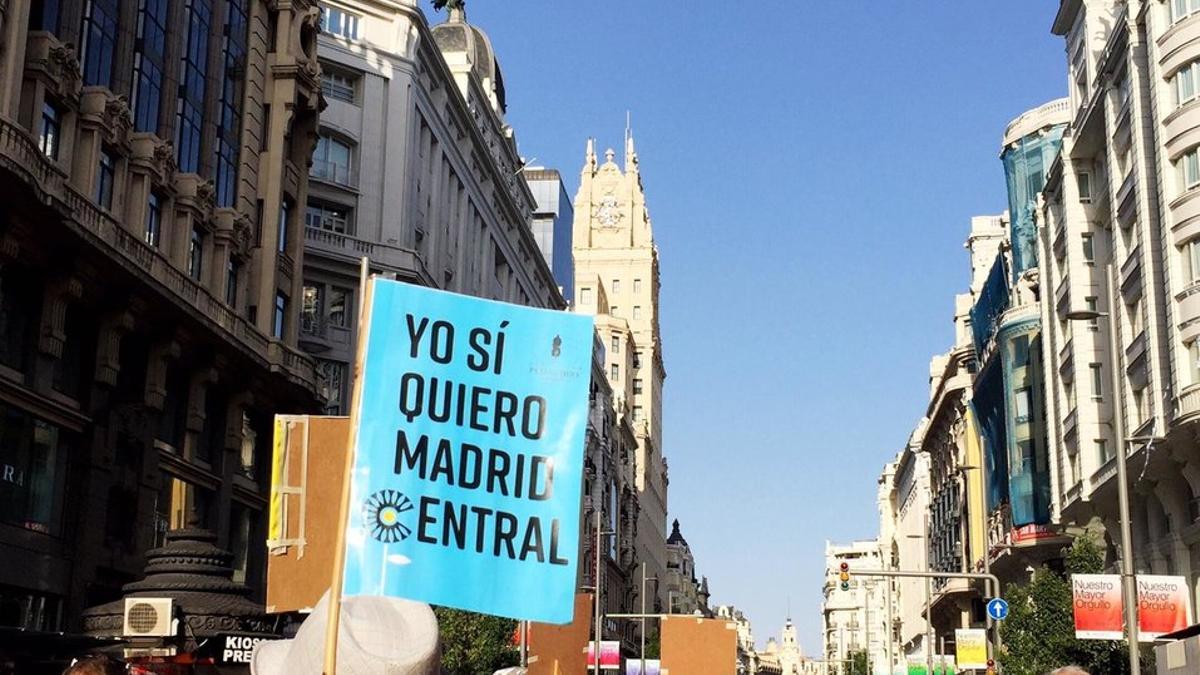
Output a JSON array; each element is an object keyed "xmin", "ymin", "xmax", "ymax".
[
  {"xmin": 1063, "ymin": 406, "xmax": 1079, "ymax": 439},
  {"xmin": 1115, "ymin": 170, "xmax": 1136, "ymax": 226},
  {"xmin": 1053, "ymin": 221, "xmax": 1067, "ymax": 259},
  {"xmin": 1120, "ymin": 245, "xmax": 1142, "ymax": 295},
  {"xmin": 1177, "ymin": 281, "xmax": 1200, "ymax": 343},
  {"xmin": 1177, "ymin": 384, "xmax": 1200, "ymax": 425},
  {"xmin": 1055, "ymin": 276, "xmax": 1070, "ymax": 312},
  {"xmin": 1058, "ymin": 337, "xmax": 1074, "ymax": 372},
  {"xmin": 309, "ymin": 159, "xmax": 358, "ymax": 189},
  {"xmin": 304, "ymin": 227, "xmax": 435, "ymax": 285},
  {"xmin": 1125, "ymin": 329, "xmax": 1147, "ymax": 366},
  {"xmin": 0, "ymin": 116, "xmax": 316, "ymax": 391}
]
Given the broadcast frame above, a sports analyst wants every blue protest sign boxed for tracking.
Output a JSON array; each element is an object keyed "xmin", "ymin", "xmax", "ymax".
[
  {"xmin": 342, "ymin": 278, "xmax": 594, "ymax": 624},
  {"xmin": 987, "ymin": 597, "xmax": 1009, "ymax": 620}
]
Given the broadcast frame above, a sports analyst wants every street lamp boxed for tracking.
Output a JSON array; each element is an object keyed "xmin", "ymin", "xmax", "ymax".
[
  {"xmin": 640, "ymin": 563, "xmax": 658, "ymax": 675},
  {"xmin": 1065, "ymin": 305, "xmax": 1139, "ymax": 675},
  {"xmin": 587, "ymin": 509, "xmax": 617, "ymax": 675}
]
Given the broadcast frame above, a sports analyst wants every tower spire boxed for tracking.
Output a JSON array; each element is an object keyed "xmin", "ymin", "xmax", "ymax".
[
  {"xmin": 584, "ymin": 137, "xmax": 596, "ymax": 173},
  {"xmin": 624, "ymin": 111, "xmax": 637, "ymax": 170}
]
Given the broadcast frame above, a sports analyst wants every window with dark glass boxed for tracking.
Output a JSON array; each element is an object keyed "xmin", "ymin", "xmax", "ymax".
[
  {"xmin": 96, "ymin": 150, "xmax": 115, "ymax": 209},
  {"xmin": 226, "ymin": 259, "xmax": 239, "ymax": 306},
  {"xmin": 80, "ymin": 0, "xmax": 118, "ymax": 87},
  {"xmin": 311, "ymin": 134, "xmax": 353, "ymax": 185},
  {"xmin": 28, "ymin": 0, "xmax": 61, "ymax": 33},
  {"xmin": 329, "ymin": 287, "xmax": 350, "ymax": 327},
  {"xmin": 131, "ymin": 0, "xmax": 167, "ymax": 133},
  {"xmin": 0, "ymin": 404, "xmax": 69, "ymax": 536},
  {"xmin": 0, "ymin": 268, "xmax": 34, "ymax": 374},
  {"xmin": 39, "ymin": 102, "xmax": 60, "ymax": 160},
  {"xmin": 154, "ymin": 475, "xmax": 211, "ymax": 545},
  {"xmin": 157, "ymin": 366, "xmax": 187, "ymax": 451},
  {"xmin": 273, "ymin": 292, "xmax": 287, "ymax": 338},
  {"xmin": 52, "ymin": 306, "xmax": 90, "ymax": 398},
  {"xmin": 305, "ymin": 201, "xmax": 351, "ymax": 233},
  {"xmin": 215, "ymin": 0, "xmax": 248, "ymax": 207},
  {"xmin": 189, "ymin": 227, "xmax": 204, "ymax": 280},
  {"xmin": 145, "ymin": 193, "xmax": 162, "ymax": 246},
  {"xmin": 278, "ymin": 199, "xmax": 290, "ymax": 253},
  {"xmin": 176, "ymin": 0, "xmax": 212, "ymax": 173}
]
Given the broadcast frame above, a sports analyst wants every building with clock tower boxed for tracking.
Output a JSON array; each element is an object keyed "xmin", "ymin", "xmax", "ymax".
[{"xmin": 572, "ymin": 129, "xmax": 669, "ymax": 608}]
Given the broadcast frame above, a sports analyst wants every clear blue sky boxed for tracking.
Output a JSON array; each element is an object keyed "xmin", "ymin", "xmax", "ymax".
[{"xmin": 452, "ymin": 0, "xmax": 1066, "ymax": 655}]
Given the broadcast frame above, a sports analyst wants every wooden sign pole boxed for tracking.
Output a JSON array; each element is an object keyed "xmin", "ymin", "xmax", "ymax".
[{"xmin": 322, "ymin": 257, "xmax": 373, "ymax": 674}]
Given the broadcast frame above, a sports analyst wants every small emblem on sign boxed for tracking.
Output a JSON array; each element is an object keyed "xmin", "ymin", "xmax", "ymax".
[
  {"xmin": 551, "ymin": 335, "xmax": 562, "ymax": 358},
  {"xmin": 365, "ymin": 490, "xmax": 414, "ymax": 543}
]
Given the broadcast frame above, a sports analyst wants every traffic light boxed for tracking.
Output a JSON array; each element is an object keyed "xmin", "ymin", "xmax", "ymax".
[
  {"xmin": 986, "ymin": 658, "xmax": 996, "ymax": 675},
  {"xmin": 838, "ymin": 562, "xmax": 851, "ymax": 591}
]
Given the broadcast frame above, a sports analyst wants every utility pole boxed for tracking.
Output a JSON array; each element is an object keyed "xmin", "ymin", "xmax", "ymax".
[{"xmin": 640, "ymin": 562, "xmax": 657, "ymax": 675}]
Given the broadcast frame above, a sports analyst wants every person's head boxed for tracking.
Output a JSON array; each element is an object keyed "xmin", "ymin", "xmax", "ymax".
[
  {"xmin": 63, "ymin": 655, "xmax": 124, "ymax": 675},
  {"xmin": 1048, "ymin": 667, "xmax": 1090, "ymax": 675}
]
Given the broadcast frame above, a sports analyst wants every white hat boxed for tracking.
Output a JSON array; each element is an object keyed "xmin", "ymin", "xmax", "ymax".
[{"xmin": 252, "ymin": 591, "xmax": 439, "ymax": 675}]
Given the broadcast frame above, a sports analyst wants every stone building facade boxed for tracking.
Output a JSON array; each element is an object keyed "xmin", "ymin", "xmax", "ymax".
[
  {"xmin": 573, "ymin": 131, "xmax": 671, "ymax": 604},
  {"xmin": 299, "ymin": 2, "xmax": 563, "ymax": 414},
  {"xmin": 0, "ymin": 0, "xmax": 321, "ymax": 637}
]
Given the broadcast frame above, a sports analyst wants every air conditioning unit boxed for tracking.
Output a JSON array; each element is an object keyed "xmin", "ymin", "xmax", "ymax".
[{"xmin": 123, "ymin": 597, "xmax": 174, "ymax": 637}]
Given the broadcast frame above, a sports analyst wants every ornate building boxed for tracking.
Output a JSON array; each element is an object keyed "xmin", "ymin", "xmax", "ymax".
[
  {"xmin": 299, "ymin": 2, "xmax": 563, "ymax": 413},
  {"xmin": 0, "ymin": 0, "xmax": 321, "ymax": 651},
  {"xmin": 663, "ymin": 519, "xmax": 709, "ymax": 616},
  {"xmin": 573, "ymin": 130, "xmax": 670, "ymax": 604}
]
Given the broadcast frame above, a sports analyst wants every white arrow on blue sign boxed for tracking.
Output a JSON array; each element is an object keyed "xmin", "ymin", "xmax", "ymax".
[{"xmin": 987, "ymin": 598, "xmax": 1009, "ymax": 620}]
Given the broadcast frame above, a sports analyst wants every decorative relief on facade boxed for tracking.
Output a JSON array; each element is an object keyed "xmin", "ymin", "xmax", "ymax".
[{"xmin": 38, "ymin": 277, "xmax": 83, "ymax": 358}]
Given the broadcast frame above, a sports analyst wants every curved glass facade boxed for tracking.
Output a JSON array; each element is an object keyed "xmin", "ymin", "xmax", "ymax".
[{"xmin": 1001, "ymin": 124, "xmax": 1066, "ymax": 280}]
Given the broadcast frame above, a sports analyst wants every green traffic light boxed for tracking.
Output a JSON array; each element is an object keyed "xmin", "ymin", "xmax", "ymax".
[{"xmin": 840, "ymin": 581, "xmax": 850, "ymax": 591}]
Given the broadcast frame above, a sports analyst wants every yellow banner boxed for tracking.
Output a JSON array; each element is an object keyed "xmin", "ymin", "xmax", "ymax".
[
  {"xmin": 268, "ymin": 417, "xmax": 287, "ymax": 544},
  {"xmin": 955, "ymin": 628, "xmax": 987, "ymax": 669}
]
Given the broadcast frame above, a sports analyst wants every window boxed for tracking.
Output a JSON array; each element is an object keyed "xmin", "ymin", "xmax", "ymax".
[
  {"xmin": 79, "ymin": 0, "xmax": 118, "ymax": 87},
  {"xmin": 1011, "ymin": 334, "xmax": 1030, "ymax": 368},
  {"xmin": 1190, "ymin": 341, "xmax": 1200, "ymax": 385},
  {"xmin": 1178, "ymin": 62, "xmax": 1200, "ymax": 108},
  {"xmin": 95, "ymin": 150, "xmax": 115, "ymax": 209},
  {"xmin": 273, "ymin": 292, "xmax": 287, "ymax": 338},
  {"xmin": 1090, "ymin": 363, "xmax": 1104, "ymax": 398},
  {"xmin": 317, "ymin": 359, "xmax": 347, "ymax": 414},
  {"xmin": 634, "ymin": 278, "xmax": 642, "ymax": 293},
  {"xmin": 278, "ymin": 199, "xmax": 291, "ymax": 253},
  {"xmin": 0, "ymin": 268, "xmax": 33, "ymax": 373},
  {"xmin": 610, "ymin": 363, "xmax": 619, "ymax": 380},
  {"xmin": 612, "ymin": 279, "xmax": 620, "ymax": 293},
  {"xmin": 633, "ymin": 378, "xmax": 643, "ymax": 394},
  {"xmin": 321, "ymin": 68, "xmax": 359, "ymax": 104},
  {"xmin": 1096, "ymin": 439, "xmax": 1111, "ymax": 464},
  {"xmin": 1014, "ymin": 387, "xmax": 1031, "ymax": 423},
  {"xmin": 229, "ymin": 502, "xmax": 256, "ymax": 585},
  {"xmin": 611, "ymin": 306, "xmax": 618, "ymax": 316},
  {"xmin": 1085, "ymin": 296, "xmax": 1099, "ymax": 328},
  {"xmin": 301, "ymin": 284, "xmax": 321, "ymax": 334},
  {"xmin": 1185, "ymin": 239, "xmax": 1200, "ymax": 283},
  {"xmin": 329, "ymin": 287, "xmax": 350, "ymax": 327},
  {"xmin": 225, "ymin": 260, "xmax": 239, "ymax": 306},
  {"xmin": 1173, "ymin": 0, "xmax": 1200, "ymax": 23},
  {"xmin": 0, "ymin": 404, "xmax": 68, "ymax": 536},
  {"xmin": 145, "ymin": 193, "xmax": 162, "ymax": 247},
  {"xmin": 633, "ymin": 405, "xmax": 643, "ymax": 422},
  {"xmin": 320, "ymin": 5, "xmax": 360, "ymax": 39},
  {"xmin": 305, "ymin": 201, "xmax": 350, "ymax": 234},
  {"xmin": 29, "ymin": 0, "xmax": 61, "ymax": 33},
  {"xmin": 633, "ymin": 306, "xmax": 641, "ymax": 319},
  {"xmin": 611, "ymin": 335, "xmax": 620, "ymax": 354},
  {"xmin": 188, "ymin": 227, "xmax": 204, "ymax": 280},
  {"xmin": 312, "ymin": 134, "xmax": 353, "ymax": 186},
  {"xmin": 214, "ymin": 0, "xmax": 248, "ymax": 207},
  {"xmin": 239, "ymin": 412, "xmax": 257, "ymax": 478},
  {"xmin": 633, "ymin": 351, "xmax": 642, "ymax": 368},
  {"xmin": 1081, "ymin": 233, "xmax": 1095, "ymax": 262},
  {"xmin": 1066, "ymin": 379, "xmax": 1077, "ymax": 408},
  {"xmin": 1069, "ymin": 450, "xmax": 1080, "ymax": 484},
  {"xmin": 580, "ymin": 288, "xmax": 592, "ymax": 305},
  {"xmin": 1077, "ymin": 172, "xmax": 1092, "ymax": 203},
  {"xmin": 131, "ymin": 0, "xmax": 167, "ymax": 132},
  {"xmin": 176, "ymin": 0, "xmax": 212, "ymax": 173},
  {"xmin": 1071, "ymin": 38, "xmax": 1088, "ymax": 105},
  {"xmin": 1181, "ymin": 148, "xmax": 1200, "ymax": 190},
  {"xmin": 155, "ymin": 476, "xmax": 211, "ymax": 544},
  {"xmin": 39, "ymin": 102, "xmax": 60, "ymax": 160}
]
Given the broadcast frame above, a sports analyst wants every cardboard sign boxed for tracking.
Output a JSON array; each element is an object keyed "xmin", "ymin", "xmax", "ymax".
[
  {"xmin": 1072, "ymin": 574, "xmax": 1123, "ymax": 639},
  {"xmin": 1137, "ymin": 575, "xmax": 1192, "ymax": 640},
  {"xmin": 586, "ymin": 640, "xmax": 621, "ymax": 669},
  {"xmin": 954, "ymin": 628, "xmax": 987, "ymax": 669},
  {"xmin": 342, "ymin": 279, "xmax": 594, "ymax": 623}
]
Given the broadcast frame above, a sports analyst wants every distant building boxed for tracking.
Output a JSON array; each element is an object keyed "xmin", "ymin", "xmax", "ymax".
[
  {"xmin": 664, "ymin": 519, "xmax": 710, "ymax": 616},
  {"xmin": 821, "ymin": 540, "xmax": 888, "ymax": 672},
  {"xmin": 524, "ymin": 167, "xmax": 575, "ymax": 301}
]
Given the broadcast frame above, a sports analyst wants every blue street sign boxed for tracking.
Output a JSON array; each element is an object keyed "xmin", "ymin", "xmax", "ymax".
[{"xmin": 987, "ymin": 598, "xmax": 1009, "ymax": 620}]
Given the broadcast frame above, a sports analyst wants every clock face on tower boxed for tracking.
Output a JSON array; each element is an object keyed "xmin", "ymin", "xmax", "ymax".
[{"xmin": 595, "ymin": 194, "xmax": 621, "ymax": 227}]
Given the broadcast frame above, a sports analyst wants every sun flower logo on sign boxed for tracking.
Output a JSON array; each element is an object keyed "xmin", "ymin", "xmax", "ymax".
[{"xmin": 364, "ymin": 490, "xmax": 414, "ymax": 543}]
